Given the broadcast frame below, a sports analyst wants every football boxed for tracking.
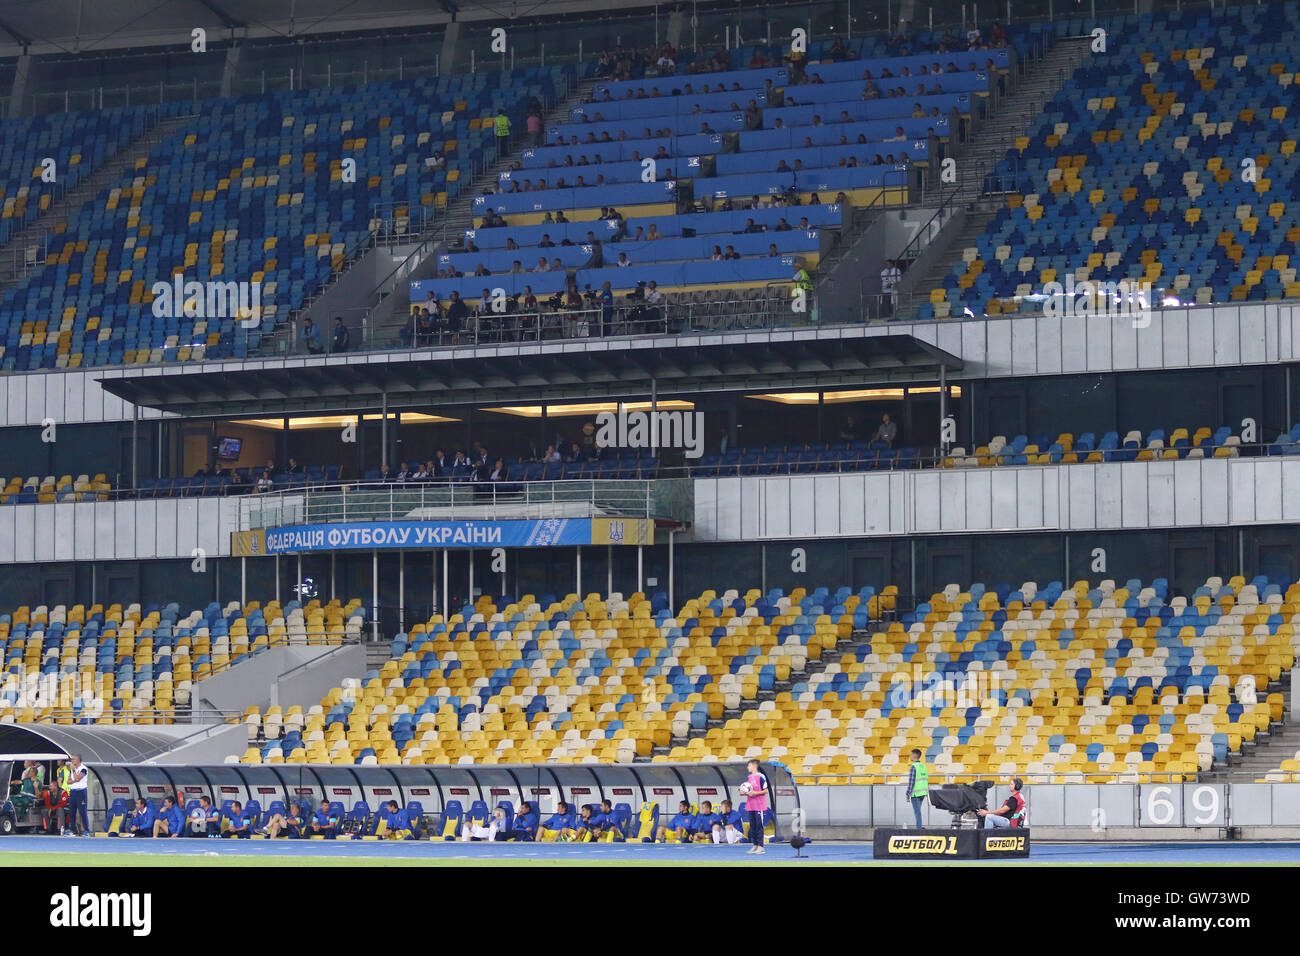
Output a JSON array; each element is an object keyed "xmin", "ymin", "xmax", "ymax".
[{"xmin": 739, "ymin": 782, "xmax": 752, "ymax": 795}]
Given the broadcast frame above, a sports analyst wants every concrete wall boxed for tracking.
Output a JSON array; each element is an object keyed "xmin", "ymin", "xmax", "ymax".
[
  {"xmin": 798, "ymin": 780, "xmax": 1294, "ymax": 836},
  {"xmin": 144, "ymin": 722, "xmax": 249, "ymax": 765},
  {"xmin": 192, "ymin": 643, "xmax": 365, "ymax": 715}
]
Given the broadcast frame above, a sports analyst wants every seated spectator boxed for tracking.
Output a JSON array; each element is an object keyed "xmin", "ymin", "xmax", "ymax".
[
  {"xmin": 152, "ymin": 796, "xmax": 184, "ymax": 838},
  {"xmin": 462, "ymin": 804, "xmax": 510, "ymax": 842},
  {"xmin": 564, "ymin": 441, "xmax": 584, "ymax": 463},
  {"xmin": 126, "ymin": 797, "xmax": 155, "ymax": 837},
  {"xmin": 540, "ymin": 801, "xmax": 577, "ymax": 841},
  {"xmin": 711, "ymin": 245, "xmax": 724, "ymax": 261},
  {"xmin": 311, "ymin": 801, "xmax": 340, "ymax": 839},
  {"xmin": 768, "ymin": 243, "xmax": 780, "ymax": 257},
  {"xmin": 489, "ymin": 458, "xmax": 509, "ymax": 482},
  {"xmin": 712, "ymin": 799, "xmax": 745, "ymax": 844},
  {"xmin": 692, "ymin": 800, "xmax": 720, "ymax": 842},
  {"xmin": 265, "ymin": 803, "xmax": 306, "ymax": 839},
  {"xmin": 510, "ymin": 801, "xmax": 539, "ymax": 841},
  {"xmin": 657, "ymin": 800, "xmax": 695, "ymax": 842},
  {"xmin": 256, "ymin": 470, "xmax": 274, "ymax": 493},
  {"xmin": 543, "ymin": 444, "xmax": 561, "ymax": 463},
  {"xmin": 723, "ymin": 245, "xmax": 740, "ymax": 260},
  {"xmin": 870, "ymin": 412, "xmax": 898, "ymax": 446}
]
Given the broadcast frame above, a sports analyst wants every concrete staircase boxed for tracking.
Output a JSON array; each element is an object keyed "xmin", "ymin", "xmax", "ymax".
[
  {"xmin": 1216, "ymin": 683, "xmax": 1296, "ymax": 779},
  {"xmin": 645, "ymin": 620, "xmax": 887, "ymax": 761},
  {"xmin": 944, "ymin": 35, "xmax": 1095, "ymax": 206},
  {"xmin": 0, "ymin": 114, "xmax": 196, "ymax": 288},
  {"xmin": 365, "ymin": 640, "xmax": 394, "ymax": 673}
]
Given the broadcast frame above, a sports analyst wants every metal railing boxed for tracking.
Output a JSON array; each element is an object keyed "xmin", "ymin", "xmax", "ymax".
[
  {"xmin": 14, "ymin": 707, "xmax": 241, "ymax": 726},
  {"xmin": 16, "ymin": 436, "xmax": 1291, "ymax": 509},
  {"xmin": 240, "ymin": 477, "xmax": 693, "ymax": 528},
  {"xmin": 261, "ymin": 293, "xmax": 801, "ymax": 357},
  {"xmin": 793, "ymin": 770, "xmax": 1207, "ymax": 785}
]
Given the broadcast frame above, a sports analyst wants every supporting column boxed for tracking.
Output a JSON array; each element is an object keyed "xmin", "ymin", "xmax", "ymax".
[
  {"xmin": 468, "ymin": 550, "xmax": 475, "ymax": 600},
  {"xmin": 131, "ymin": 405, "xmax": 139, "ymax": 489},
  {"xmin": 576, "ymin": 547, "xmax": 582, "ymax": 596},
  {"xmin": 637, "ymin": 545, "xmax": 643, "ymax": 595},
  {"xmin": 607, "ymin": 544, "xmax": 613, "ymax": 598},
  {"xmin": 399, "ymin": 550, "xmax": 406, "ymax": 634},
  {"xmin": 240, "ymin": 556, "xmax": 247, "ymax": 607},
  {"xmin": 939, "ymin": 362, "xmax": 948, "ymax": 454},
  {"xmin": 442, "ymin": 549, "xmax": 450, "ymax": 616},
  {"xmin": 296, "ymin": 553, "xmax": 302, "ymax": 601},
  {"xmin": 371, "ymin": 550, "xmax": 380, "ymax": 642},
  {"xmin": 668, "ymin": 530, "xmax": 676, "ymax": 611},
  {"xmin": 330, "ymin": 551, "xmax": 336, "ymax": 602},
  {"xmin": 381, "ymin": 390, "xmax": 389, "ymax": 470},
  {"xmin": 432, "ymin": 549, "xmax": 439, "ymax": 616}
]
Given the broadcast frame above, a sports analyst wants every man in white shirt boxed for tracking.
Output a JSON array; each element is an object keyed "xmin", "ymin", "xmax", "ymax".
[
  {"xmin": 880, "ymin": 258, "xmax": 902, "ymax": 314},
  {"xmin": 66, "ymin": 754, "xmax": 90, "ymax": 836}
]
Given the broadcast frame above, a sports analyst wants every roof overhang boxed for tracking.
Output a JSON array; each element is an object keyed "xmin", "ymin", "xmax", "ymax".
[
  {"xmin": 0, "ymin": 724, "xmax": 183, "ymax": 763},
  {"xmin": 98, "ymin": 328, "xmax": 964, "ymax": 419}
]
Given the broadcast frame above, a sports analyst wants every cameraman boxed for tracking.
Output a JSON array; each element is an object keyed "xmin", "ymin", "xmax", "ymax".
[{"xmin": 978, "ymin": 777, "xmax": 1027, "ymax": 829}]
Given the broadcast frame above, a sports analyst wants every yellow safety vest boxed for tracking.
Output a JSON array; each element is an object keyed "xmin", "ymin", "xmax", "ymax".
[
  {"xmin": 495, "ymin": 114, "xmax": 510, "ymax": 137},
  {"xmin": 795, "ymin": 268, "xmax": 813, "ymax": 291}
]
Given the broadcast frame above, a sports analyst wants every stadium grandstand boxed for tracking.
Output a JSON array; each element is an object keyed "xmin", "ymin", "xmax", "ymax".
[{"xmin": 0, "ymin": 0, "xmax": 1298, "ymax": 886}]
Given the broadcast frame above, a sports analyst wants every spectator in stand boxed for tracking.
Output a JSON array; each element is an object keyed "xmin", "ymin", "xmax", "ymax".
[
  {"xmin": 870, "ymin": 412, "xmax": 898, "ymax": 447},
  {"xmin": 565, "ymin": 441, "xmax": 583, "ymax": 463},
  {"xmin": 446, "ymin": 291, "xmax": 468, "ymax": 342},
  {"xmin": 256, "ymin": 470, "xmax": 274, "ymax": 493},
  {"xmin": 711, "ymin": 245, "xmax": 724, "ymax": 261},
  {"xmin": 599, "ymin": 280, "xmax": 615, "ymax": 335},
  {"xmin": 880, "ymin": 258, "xmax": 902, "ymax": 313},
  {"xmin": 526, "ymin": 109, "xmax": 543, "ymax": 147},
  {"xmin": 543, "ymin": 444, "xmax": 561, "ymax": 463},
  {"xmin": 488, "ymin": 458, "xmax": 509, "ymax": 482},
  {"xmin": 331, "ymin": 316, "xmax": 350, "ymax": 353},
  {"xmin": 723, "ymin": 245, "xmax": 740, "ymax": 260},
  {"xmin": 301, "ymin": 317, "xmax": 323, "ymax": 354},
  {"xmin": 768, "ymin": 243, "xmax": 781, "ymax": 257}
]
